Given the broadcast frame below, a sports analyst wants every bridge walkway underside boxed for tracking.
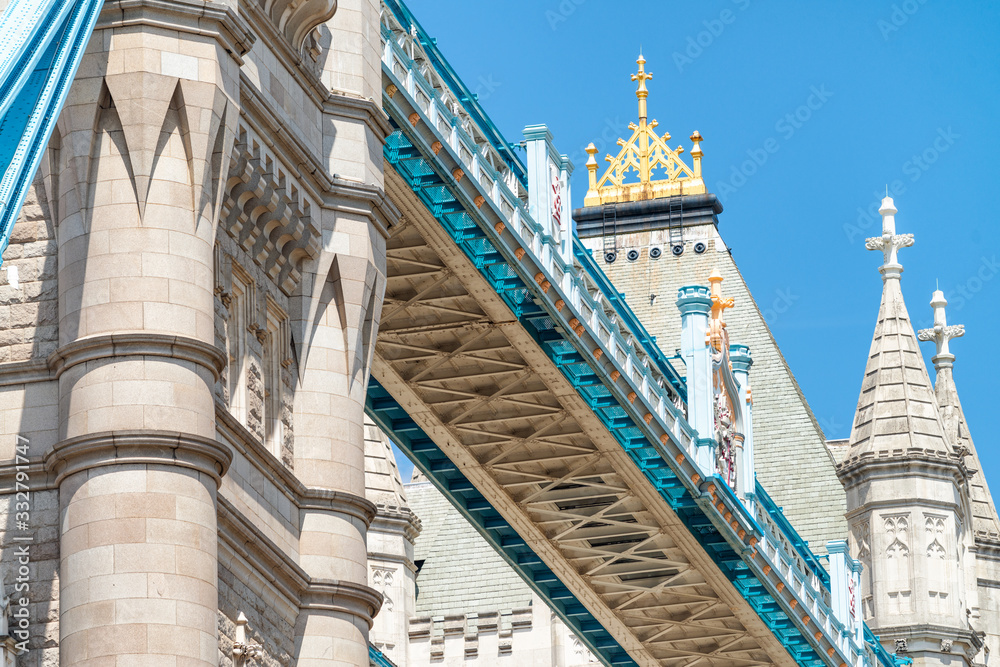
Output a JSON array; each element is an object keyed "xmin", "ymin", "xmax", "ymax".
[{"xmin": 369, "ymin": 164, "xmax": 802, "ymax": 667}]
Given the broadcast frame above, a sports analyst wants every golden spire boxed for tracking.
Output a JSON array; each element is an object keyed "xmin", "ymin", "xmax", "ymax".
[
  {"xmin": 584, "ymin": 54, "xmax": 706, "ymax": 207},
  {"xmin": 632, "ymin": 52, "xmax": 651, "ymax": 124}
]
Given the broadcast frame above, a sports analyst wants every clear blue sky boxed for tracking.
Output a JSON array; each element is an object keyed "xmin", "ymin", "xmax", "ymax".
[{"xmin": 390, "ymin": 1, "xmax": 1000, "ymax": 497}]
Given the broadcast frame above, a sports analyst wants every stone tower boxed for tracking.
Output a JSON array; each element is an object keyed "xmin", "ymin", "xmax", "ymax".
[
  {"xmin": 0, "ymin": 0, "xmax": 397, "ymax": 664},
  {"xmin": 364, "ymin": 417, "xmax": 421, "ymax": 665},
  {"xmin": 836, "ymin": 197, "xmax": 980, "ymax": 666}
]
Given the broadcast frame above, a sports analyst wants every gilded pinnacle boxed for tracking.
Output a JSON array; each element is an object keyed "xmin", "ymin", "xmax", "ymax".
[{"xmin": 584, "ymin": 55, "xmax": 706, "ymax": 207}]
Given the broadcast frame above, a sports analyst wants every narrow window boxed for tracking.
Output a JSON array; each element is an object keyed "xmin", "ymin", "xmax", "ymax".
[
  {"xmin": 228, "ymin": 265, "xmax": 254, "ymax": 425},
  {"xmin": 263, "ymin": 298, "xmax": 289, "ymax": 458}
]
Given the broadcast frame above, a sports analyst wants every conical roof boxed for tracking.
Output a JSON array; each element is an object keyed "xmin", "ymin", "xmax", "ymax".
[
  {"xmin": 844, "ymin": 278, "xmax": 953, "ymax": 461},
  {"xmin": 840, "ymin": 197, "xmax": 958, "ymax": 471},
  {"xmin": 934, "ymin": 365, "xmax": 1000, "ymax": 540}
]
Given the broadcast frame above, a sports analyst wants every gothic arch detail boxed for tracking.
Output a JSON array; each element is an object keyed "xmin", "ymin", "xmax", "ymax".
[
  {"xmin": 371, "ymin": 566, "xmax": 395, "ymax": 612},
  {"xmin": 883, "ymin": 514, "xmax": 912, "ymax": 615}
]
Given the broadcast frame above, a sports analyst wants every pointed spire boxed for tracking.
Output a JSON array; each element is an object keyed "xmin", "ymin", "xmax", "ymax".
[
  {"xmin": 917, "ymin": 294, "xmax": 1000, "ymax": 540},
  {"xmin": 864, "ymin": 196, "xmax": 913, "ymax": 281},
  {"xmin": 631, "ymin": 52, "xmax": 652, "ymax": 124},
  {"xmin": 916, "ymin": 289, "xmax": 964, "ymax": 368},
  {"xmin": 843, "ymin": 198, "xmax": 956, "ymax": 465}
]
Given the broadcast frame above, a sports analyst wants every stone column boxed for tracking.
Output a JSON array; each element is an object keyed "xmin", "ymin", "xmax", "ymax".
[
  {"xmin": 676, "ymin": 284, "xmax": 714, "ymax": 471},
  {"xmin": 291, "ymin": 207, "xmax": 386, "ymax": 666},
  {"xmin": 43, "ymin": 4, "xmax": 249, "ymax": 664}
]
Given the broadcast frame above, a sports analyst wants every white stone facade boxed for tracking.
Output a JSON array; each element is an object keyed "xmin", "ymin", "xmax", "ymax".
[{"xmin": 0, "ymin": 0, "xmax": 397, "ymax": 664}]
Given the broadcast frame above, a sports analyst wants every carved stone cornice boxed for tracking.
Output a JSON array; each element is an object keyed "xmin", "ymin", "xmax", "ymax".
[
  {"xmin": 836, "ymin": 449, "xmax": 969, "ymax": 489},
  {"xmin": 218, "ymin": 495, "xmax": 310, "ymax": 603},
  {"xmin": 216, "ymin": 401, "xmax": 378, "ymax": 527},
  {"xmin": 45, "ymin": 430, "xmax": 234, "ymax": 487},
  {"xmin": 299, "ymin": 488, "xmax": 377, "ymax": 527},
  {"xmin": 239, "ymin": 0, "xmax": 390, "ymax": 144},
  {"xmin": 0, "ymin": 460, "xmax": 56, "ymax": 493},
  {"xmin": 221, "ymin": 125, "xmax": 322, "ymax": 295},
  {"xmin": 868, "ymin": 623, "xmax": 983, "ymax": 659},
  {"xmin": 98, "ymin": 0, "xmax": 255, "ymax": 65},
  {"xmin": 300, "ymin": 579, "xmax": 383, "ymax": 629},
  {"xmin": 370, "ymin": 504, "xmax": 422, "ymax": 542},
  {"xmin": 238, "ymin": 75, "xmax": 401, "ymax": 237},
  {"xmin": 219, "ymin": 496, "xmax": 382, "ymax": 626},
  {"xmin": 324, "ymin": 92, "xmax": 393, "ymax": 144},
  {"xmin": 0, "ymin": 359, "xmax": 53, "ymax": 387},
  {"xmin": 48, "ymin": 333, "xmax": 227, "ymax": 381}
]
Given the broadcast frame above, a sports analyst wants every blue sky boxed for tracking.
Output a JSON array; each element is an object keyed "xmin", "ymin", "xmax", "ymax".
[{"xmin": 390, "ymin": 1, "xmax": 1000, "ymax": 497}]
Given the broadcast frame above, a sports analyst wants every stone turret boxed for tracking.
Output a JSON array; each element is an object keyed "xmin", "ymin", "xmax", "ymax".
[
  {"xmin": 916, "ymin": 291, "xmax": 1000, "ymax": 663},
  {"xmin": 837, "ymin": 197, "xmax": 980, "ymax": 667},
  {"xmin": 365, "ymin": 417, "xmax": 421, "ymax": 665}
]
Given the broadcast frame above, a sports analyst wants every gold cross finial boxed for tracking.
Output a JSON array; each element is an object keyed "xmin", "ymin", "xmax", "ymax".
[
  {"xmin": 631, "ymin": 53, "xmax": 652, "ymax": 121},
  {"xmin": 584, "ymin": 56, "xmax": 705, "ymax": 206}
]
